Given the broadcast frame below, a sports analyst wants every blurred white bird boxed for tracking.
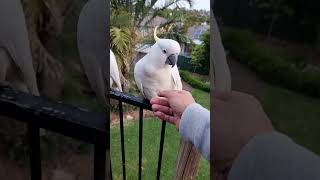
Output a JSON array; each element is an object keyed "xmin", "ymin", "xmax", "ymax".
[
  {"xmin": 77, "ymin": 0, "xmax": 109, "ymax": 105},
  {"xmin": 110, "ymin": 49, "xmax": 122, "ymax": 92},
  {"xmin": 134, "ymin": 27, "xmax": 182, "ymax": 100},
  {"xmin": 0, "ymin": 0, "xmax": 39, "ymax": 96}
]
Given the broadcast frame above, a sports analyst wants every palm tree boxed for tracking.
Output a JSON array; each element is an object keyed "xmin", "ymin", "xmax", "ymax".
[
  {"xmin": 110, "ymin": 0, "xmax": 193, "ymax": 89},
  {"xmin": 21, "ymin": 0, "xmax": 75, "ymax": 99}
]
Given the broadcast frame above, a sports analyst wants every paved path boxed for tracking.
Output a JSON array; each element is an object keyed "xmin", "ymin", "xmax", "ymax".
[{"xmin": 227, "ymin": 56, "xmax": 267, "ymax": 98}]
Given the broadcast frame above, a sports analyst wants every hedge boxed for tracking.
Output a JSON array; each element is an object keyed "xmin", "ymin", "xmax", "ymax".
[
  {"xmin": 177, "ymin": 55, "xmax": 209, "ymax": 75},
  {"xmin": 180, "ymin": 70, "xmax": 210, "ymax": 92},
  {"xmin": 222, "ymin": 28, "xmax": 320, "ymax": 97}
]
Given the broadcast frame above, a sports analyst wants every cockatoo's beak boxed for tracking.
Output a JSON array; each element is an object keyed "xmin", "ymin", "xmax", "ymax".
[{"xmin": 166, "ymin": 54, "xmax": 177, "ymax": 68}]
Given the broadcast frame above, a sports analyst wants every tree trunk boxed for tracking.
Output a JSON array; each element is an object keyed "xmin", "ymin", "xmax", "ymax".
[
  {"xmin": 266, "ymin": 13, "xmax": 277, "ymax": 40},
  {"xmin": 21, "ymin": 0, "xmax": 72, "ymax": 100}
]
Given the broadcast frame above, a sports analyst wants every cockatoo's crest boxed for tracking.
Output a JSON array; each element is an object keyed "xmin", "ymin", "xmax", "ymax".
[
  {"xmin": 154, "ymin": 26, "xmax": 160, "ymax": 42},
  {"xmin": 152, "ymin": 26, "xmax": 181, "ymax": 68}
]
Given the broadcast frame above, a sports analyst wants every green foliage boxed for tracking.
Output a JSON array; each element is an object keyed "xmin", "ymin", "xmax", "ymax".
[
  {"xmin": 253, "ymin": 0, "xmax": 295, "ymax": 37},
  {"xmin": 255, "ymin": 0, "xmax": 294, "ymax": 15},
  {"xmin": 182, "ymin": 9, "xmax": 210, "ymax": 33},
  {"xmin": 190, "ymin": 30, "xmax": 210, "ymax": 70},
  {"xmin": 111, "ymin": 0, "xmax": 193, "ymax": 27},
  {"xmin": 222, "ymin": 28, "xmax": 320, "ymax": 97},
  {"xmin": 140, "ymin": 24, "xmax": 191, "ymax": 45},
  {"xmin": 110, "ymin": 8, "xmax": 133, "ymax": 28},
  {"xmin": 180, "ymin": 70, "xmax": 210, "ymax": 92},
  {"xmin": 158, "ymin": 7, "xmax": 185, "ymax": 20},
  {"xmin": 177, "ymin": 56, "xmax": 209, "ymax": 75},
  {"xmin": 261, "ymin": 85, "xmax": 320, "ymax": 155},
  {"xmin": 110, "ymin": 27, "xmax": 134, "ymax": 72}
]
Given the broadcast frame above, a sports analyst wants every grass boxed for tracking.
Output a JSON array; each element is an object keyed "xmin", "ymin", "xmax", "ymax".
[
  {"xmin": 192, "ymin": 89, "xmax": 210, "ymax": 109},
  {"xmin": 222, "ymin": 28, "xmax": 320, "ymax": 97},
  {"xmin": 111, "ymin": 88, "xmax": 210, "ymax": 179},
  {"xmin": 260, "ymin": 85, "xmax": 320, "ymax": 155},
  {"xmin": 192, "ymin": 73, "xmax": 210, "ymax": 83}
]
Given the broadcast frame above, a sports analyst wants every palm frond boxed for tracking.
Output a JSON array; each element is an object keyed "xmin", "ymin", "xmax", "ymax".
[{"xmin": 110, "ymin": 27, "xmax": 133, "ymax": 69}]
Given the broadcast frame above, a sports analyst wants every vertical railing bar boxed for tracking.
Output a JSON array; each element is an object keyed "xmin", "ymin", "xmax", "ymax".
[
  {"xmin": 138, "ymin": 107, "xmax": 143, "ymax": 180},
  {"xmin": 110, "ymin": 160, "xmax": 113, "ymax": 180},
  {"xmin": 156, "ymin": 121, "xmax": 166, "ymax": 180},
  {"xmin": 28, "ymin": 123, "xmax": 41, "ymax": 180},
  {"xmin": 119, "ymin": 101, "xmax": 126, "ymax": 179},
  {"xmin": 94, "ymin": 144, "xmax": 106, "ymax": 180}
]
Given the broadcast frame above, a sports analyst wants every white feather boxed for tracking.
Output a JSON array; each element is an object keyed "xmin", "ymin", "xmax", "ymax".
[
  {"xmin": 110, "ymin": 49, "xmax": 122, "ymax": 92},
  {"xmin": 134, "ymin": 39, "xmax": 182, "ymax": 100}
]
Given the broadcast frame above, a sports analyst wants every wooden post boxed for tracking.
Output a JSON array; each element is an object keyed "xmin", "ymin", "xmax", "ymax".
[
  {"xmin": 174, "ymin": 140, "xmax": 201, "ymax": 180},
  {"xmin": 173, "ymin": 12, "xmax": 232, "ymax": 179}
]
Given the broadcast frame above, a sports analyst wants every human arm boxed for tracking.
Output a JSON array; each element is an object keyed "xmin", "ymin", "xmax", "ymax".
[
  {"xmin": 150, "ymin": 90, "xmax": 210, "ymax": 160},
  {"xmin": 180, "ymin": 103, "xmax": 210, "ymax": 160}
]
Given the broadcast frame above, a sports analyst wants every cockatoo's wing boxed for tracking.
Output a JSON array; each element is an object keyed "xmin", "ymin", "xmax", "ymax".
[
  {"xmin": 110, "ymin": 50, "xmax": 122, "ymax": 92},
  {"xmin": 0, "ymin": 0, "xmax": 39, "ymax": 96},
  {"xmin": 171, "ymin": 66, "xmax": 183, "ymax": 90},
  {"xmin": 77, "ymin": 0, "xmax": 108, "ymax": 105},
  {"xmin": 134, "ymin": 61, "xmax": 145, "ymax": 97}
]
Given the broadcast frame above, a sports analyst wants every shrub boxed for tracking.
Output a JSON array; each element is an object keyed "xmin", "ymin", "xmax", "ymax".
[
  {"xmin": 190, "ymin": 30, "xmax": 210, "ymax": 70},
  {"xmin": 180, "ymin": 70, "xmax": 210, "ymax": 92},
  {"xmin": 222, "ymin": 28, "xmax": 320, "ymax": 97}
]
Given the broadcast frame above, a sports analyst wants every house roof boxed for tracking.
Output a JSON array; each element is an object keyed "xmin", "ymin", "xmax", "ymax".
[
  {"xmin": 139, "ymin": 15, "xmax": 168, "ymax": 27},
  {"xmin": 187, "ymin": 23, "xmax": 209, "ymax": 43}
]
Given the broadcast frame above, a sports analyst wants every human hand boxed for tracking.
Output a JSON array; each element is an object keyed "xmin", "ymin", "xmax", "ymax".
[
  {"xmin": 212, "ymin": 91, "xmax": 274, "ymax": 177},
  {"xmin": 150, "ymin": 90, "xmax": 195, "ymax": 130}
]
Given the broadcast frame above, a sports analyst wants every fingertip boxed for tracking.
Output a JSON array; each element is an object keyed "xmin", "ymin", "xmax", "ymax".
[
  {"xmin": 150, "ymin": 98, "xmax": 157, "ymax": 104},
  {"xmin": 154, "ymin": 111, "xmax": 161, "ymax": 116},
  {"xmin": 151, "ymin": 104, "xmax": 158, "ymax": 110}
]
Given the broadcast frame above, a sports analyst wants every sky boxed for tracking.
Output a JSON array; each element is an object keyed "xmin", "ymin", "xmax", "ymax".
[
  {"xmin": 190, "ymin": 0, "xmax": 210, "ymax": 11},
  {"xmin": 155, "ymin": 0, "xmax": 210, "ymax": 11}
]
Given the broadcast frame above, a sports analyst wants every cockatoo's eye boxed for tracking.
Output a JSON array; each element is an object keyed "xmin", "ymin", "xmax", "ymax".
[{"xmin": 163, "ymin": 49, "xmax": 167, "ymax": 54}]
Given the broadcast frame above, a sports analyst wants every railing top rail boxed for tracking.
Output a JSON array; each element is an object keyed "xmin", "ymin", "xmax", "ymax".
[
  {"xmin": 0, "ymin": 85, "xmax": 108, "ymax": 145},
  {"xmin": 109, "ymin": 89, "xmax": 152, "ymax": 111}
]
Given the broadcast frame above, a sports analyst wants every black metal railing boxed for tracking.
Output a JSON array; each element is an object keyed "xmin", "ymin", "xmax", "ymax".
[
  {"xmin": 109, "ymin": 90, "xmax": 167, "ymax": 180},
  {"xmin": 0, "ymin": 86, "xmax": 167, "ymax": 180},
  {"xmin": 0, "ymin": 85, "xmax": 108, "ymax": 180}
]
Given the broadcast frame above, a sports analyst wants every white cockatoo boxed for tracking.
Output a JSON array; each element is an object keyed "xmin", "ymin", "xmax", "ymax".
[
  {"xmin": 77, "ymin": 0, "xmax": 109, "ymax": 105},
  {"xmin": 110, "ymin": 49, "xmax": 122, "ymax": 92},
  {"xmin": 134, "ymin": 27, "xmax": 182, "ymax": 100},
  {"xmin": 0, "ymin": 0, "xmax": 39, "ymax": 96}
]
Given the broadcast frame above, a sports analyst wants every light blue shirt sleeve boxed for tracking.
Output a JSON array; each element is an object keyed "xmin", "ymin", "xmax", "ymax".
[
  {"xmin": 228, "ymin": 132, "xmax": 320, "ymax": 180},
  {"xmin": 179, "ymin": 103, "xmax": 210, "ymax": 160}
]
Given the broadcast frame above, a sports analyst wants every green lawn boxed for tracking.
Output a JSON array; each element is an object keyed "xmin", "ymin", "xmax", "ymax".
[
  {"xmin": 111, "ymin": 88, "xmax": 210, "ymax": 179},
  {"xmin": 260, "ymin": 85, "xmax": 320, "ymax": 155}
]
